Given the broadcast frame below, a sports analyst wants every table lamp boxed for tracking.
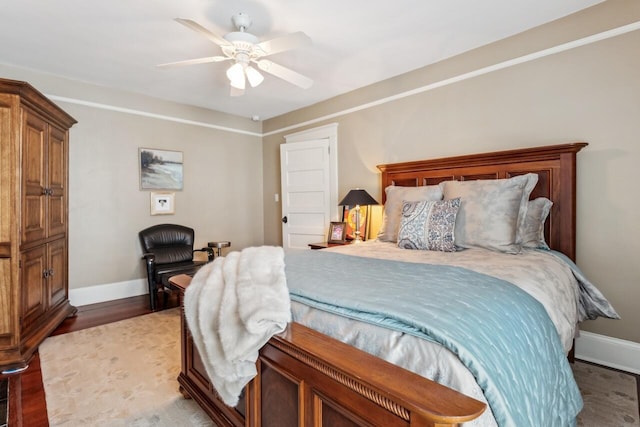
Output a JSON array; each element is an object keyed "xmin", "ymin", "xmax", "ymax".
[{"xmin": 338, "ymin": 189, "xmax": 379, "ymax": 243}]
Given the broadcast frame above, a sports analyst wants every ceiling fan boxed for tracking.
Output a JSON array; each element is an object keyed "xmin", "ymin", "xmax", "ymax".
[{"xmin": 158, "ymin": 13, "xmax": 313, "ymax": 96}]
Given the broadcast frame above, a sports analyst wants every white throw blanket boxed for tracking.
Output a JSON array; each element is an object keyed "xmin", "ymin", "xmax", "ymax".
[{"xmin": 183, "ymin": 246, "xmax": 290, "ymax": 406}]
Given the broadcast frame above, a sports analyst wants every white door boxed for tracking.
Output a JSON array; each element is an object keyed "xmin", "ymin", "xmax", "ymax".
[
  {"xmin": 280, "ymin": 123, "xmax": 339, "ymax": 250},
  {"xmin": 280, "ymin": 139, "xmax": 331, "ymax": 249}
]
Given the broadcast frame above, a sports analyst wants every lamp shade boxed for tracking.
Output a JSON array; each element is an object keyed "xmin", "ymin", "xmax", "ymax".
[{"xmin": 339, "ymin": 189, "xmax": 379, "ymax": 206}]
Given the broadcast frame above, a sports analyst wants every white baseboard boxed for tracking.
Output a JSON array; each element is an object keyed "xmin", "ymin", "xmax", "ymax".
[
  {"xmin": 69, "ymin": 279, "xmax": 148, "ymax": 307},
  {"xmin": 575, "ymin": 331, "xmax": 640, "ymax": 375}
]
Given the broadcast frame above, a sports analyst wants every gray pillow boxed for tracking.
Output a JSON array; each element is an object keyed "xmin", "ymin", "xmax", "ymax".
[
  {"xmin": 440, "ymin": 174, "xmax": 538, "ymax": 254},
  {"xmin": 521, "ymin": 197, "xmax": 553, "ymax": 249},
  {"xmin": 377, "ymin": 185, "xmax": 443, "ymax": 242},
  {"xmin": 397, "ymin": 198, "xmax": 461, "ymax": 252}
]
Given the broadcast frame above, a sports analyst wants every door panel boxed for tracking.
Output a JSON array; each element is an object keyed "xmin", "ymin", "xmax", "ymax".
[
  {"xmin": 280, "ymin": 140, "xmax": 331, "ymax": 249},
  {"xmin": 47, "ymin": 125, "xmax": 67, "ymax": 238},
  {"xmin": 21, "ymin": 111, "xmax": 47, "ymax": 244},
  {"xmin": 48, "ymin": 239, "xmax": 67, "ymax": 308},
  {"xmin": 20, "ymin": 245, "xmax": 47, "ymax": 330}
]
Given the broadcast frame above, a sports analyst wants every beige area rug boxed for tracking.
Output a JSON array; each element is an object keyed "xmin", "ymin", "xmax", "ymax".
[
  {"xmin": 39, "ymin": 309, "xmax": 214, "ymax": 426},
  {"xmin": 40, "ymin": 309, "xmax": 638, "ymax": 427},
  {"xmin": 573, "ymin": 361, "xmax": 639, "ymax": 427}
]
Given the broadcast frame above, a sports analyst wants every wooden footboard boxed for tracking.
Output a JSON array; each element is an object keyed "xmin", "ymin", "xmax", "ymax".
[{"xmin": 177, "ymin": 305, "xmax": 486, "ymax": 427}]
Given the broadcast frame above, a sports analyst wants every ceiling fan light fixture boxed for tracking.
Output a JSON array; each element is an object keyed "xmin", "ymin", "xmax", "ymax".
[
  {"xmin": 164, "ymin": 14, "xmax": 314, "ymax": 95},
  {"xmin": 230, "ymin": 75, "xmax": 245, "ymax": 90},
  {"xmin": 245, "ymin": 65, "xmax": 264, "ymax": 88},
  {"xmin": 226, "ymin": 62, "xmax": 246, "ymax": 89}
]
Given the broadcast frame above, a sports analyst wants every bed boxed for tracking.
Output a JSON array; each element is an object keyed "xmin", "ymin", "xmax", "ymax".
[{"xmin": 176, "ymin": 142, "xmax": 616, "ymax": 427}]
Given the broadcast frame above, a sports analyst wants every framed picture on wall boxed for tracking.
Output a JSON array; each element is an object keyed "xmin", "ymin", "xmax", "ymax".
[
  {"xmin": 139, "ymin": 148, "xmax": 183, "ymax": 190},
  {"xmin": 150, "ymin": 192, "xmax": 175, "ymax": 215}
]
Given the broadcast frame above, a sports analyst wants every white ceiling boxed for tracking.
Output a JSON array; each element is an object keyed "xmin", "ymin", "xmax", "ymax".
[{"xmin": 1, "ymin": 0, "xmax": 603, "ymax": 120}]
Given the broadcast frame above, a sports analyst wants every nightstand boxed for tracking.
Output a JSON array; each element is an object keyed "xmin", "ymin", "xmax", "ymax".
[{"xmin": 308, "ymin": 242, "xmax": 349, "ymax": 250}]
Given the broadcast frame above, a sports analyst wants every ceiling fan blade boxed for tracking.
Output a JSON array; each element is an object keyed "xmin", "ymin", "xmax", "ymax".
[
  {"xmin": 256, "ymin": 31, "xmax": 311, "ymax": 56},
  {"xmin": 230, "ymin": 86, "xmax": 245, "ymax": 97},
  {"xmin": 175, "ymin": 18, "xmax": 230, "ymax": 47},
  {"xmin": 157, "ymin": 56, "xmax": 229, "ymax": 68},
  {"xmin": 256, "ymin": 60, "xmax": 313, "ymax": 89}
]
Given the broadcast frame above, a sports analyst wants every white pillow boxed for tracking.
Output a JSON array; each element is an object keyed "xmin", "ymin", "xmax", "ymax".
[
  {"xmin": 440, "ymin": 174, "xmax": 538, "ymax": 254},
  {"xmin": 377, "ymin": 185, "xmax": 443, "ymax": 242},
  {"xmin": 521, "ymin": 197, "xmax": 553, "ymax": 249},
  {"xmin": 397, "ymin": 198, "xmax": 461, "ymax": 252}
]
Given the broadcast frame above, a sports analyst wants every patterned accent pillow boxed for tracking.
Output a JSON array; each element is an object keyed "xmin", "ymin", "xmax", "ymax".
[
  {"xmin": 440, "ymin": 174, "xmax": 538, "ymax": 254},
  {"xmin": 397, "ymin": 198, "xmax": 461, "ymax": 252},
  {"xmin": 521, "ymin": 197, "xmax": 553, "ymax": 249},
  {"xmin": 377, "ymin": 185, "xmax": 443, "ymax": 242}
]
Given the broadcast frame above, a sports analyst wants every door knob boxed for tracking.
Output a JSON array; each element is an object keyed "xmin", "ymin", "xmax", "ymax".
[{"xmin": 281, "ymin": 216, "xmax": 288, "ymax": 224}]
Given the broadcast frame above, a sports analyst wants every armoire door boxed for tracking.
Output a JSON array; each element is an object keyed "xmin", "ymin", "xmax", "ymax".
[
  {"xmin": 21, "ymin": 110, "xmax": 47, "ymax": 244},
  {"xmin": 47, "ymin": 125, "xmax": 67, "ymax": 239},
  {"xmin": 20, "ymin": 245, "xmax": 47, "ymax": 331},
  {"xmin": 48, "ymin": 238, "xmax": 67, "ymax": 309}
]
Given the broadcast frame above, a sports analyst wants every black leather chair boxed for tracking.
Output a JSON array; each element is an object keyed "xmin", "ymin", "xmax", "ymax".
[{"xmin": 139, "ymin": 224, "xmax": 214, "ymax": 311}]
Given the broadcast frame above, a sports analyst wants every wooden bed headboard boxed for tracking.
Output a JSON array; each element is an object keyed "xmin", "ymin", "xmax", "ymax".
[{"xmin": 377, "ymin": 143, "xmax": 588, "ymax": 261}]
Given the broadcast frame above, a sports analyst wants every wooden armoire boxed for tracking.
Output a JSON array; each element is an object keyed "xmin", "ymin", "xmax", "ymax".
[{"xmin": 0, "ymin": 78, "xmax": 77, "ymax": 373}]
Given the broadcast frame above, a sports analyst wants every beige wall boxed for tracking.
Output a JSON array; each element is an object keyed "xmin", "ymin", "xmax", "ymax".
[
  {"xmin": 262, "ymin": 0, "xmax": 640, "ymax": 344},
  {"xmin": 0, "ymin": 64, "xmax": 264, "ymax": 290}
]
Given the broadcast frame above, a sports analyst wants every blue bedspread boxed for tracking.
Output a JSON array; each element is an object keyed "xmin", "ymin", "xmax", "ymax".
[{"xmin": 285, "ymin": 250, "xmax": 582, "ymax": 427}]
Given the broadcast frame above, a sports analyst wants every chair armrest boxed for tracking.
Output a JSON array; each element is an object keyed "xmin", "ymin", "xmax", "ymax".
[
  {"xmin": 195, "ymin": 247, "xmax": 214, "ymax": 262},
  {"xmin": 141, "ymin": 252, "xmax": 156, "ymax": 265}
]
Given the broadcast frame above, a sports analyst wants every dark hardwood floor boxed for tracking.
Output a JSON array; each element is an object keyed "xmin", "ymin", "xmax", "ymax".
[{"xmin": 5, "ymin": 294, "xmax": 178, "ymax": 427}]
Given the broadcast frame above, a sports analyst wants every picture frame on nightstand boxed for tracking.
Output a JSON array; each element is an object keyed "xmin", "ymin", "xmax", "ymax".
[{"xmin": 328, "ymin": 221, "xmax": 347, "ymax": 244}]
